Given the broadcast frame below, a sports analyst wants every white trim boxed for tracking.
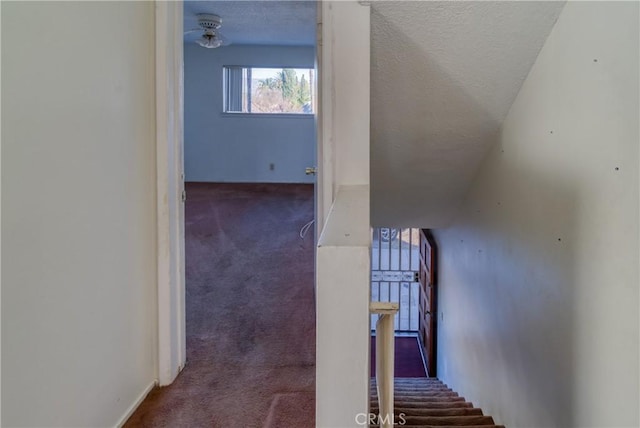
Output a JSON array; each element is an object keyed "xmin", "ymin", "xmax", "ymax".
[
  {"xmin": 155, "ymin": 0, "xmax": 186, "ymax": 386},
  {"xmin": 220, "ymin": 112, "xmax": 315, "ymax": 119},
  {"xmin": 115, "ymin": 381, "xmax": 157, "ymax": 428},
  {"xmin": 0, "ymin": 3, "xmax": 3, "ymax": 422},
  {"xmin": 316, "ymin": 0, "xmax": 335, "ymax": 238}
]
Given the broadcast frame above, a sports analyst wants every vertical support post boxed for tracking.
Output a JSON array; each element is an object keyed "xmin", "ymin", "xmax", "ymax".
[{"xmin": 371, "ymin": 302, "xmax": 399, "ymax": 428}]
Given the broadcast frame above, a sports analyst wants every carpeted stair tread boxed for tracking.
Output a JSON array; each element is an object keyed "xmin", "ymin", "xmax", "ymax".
[
  {"xmin": 373, "ymin": 392, "xmax": 460, "ymax": 399},
  {"xmin": 372, "ymin": 386, "xmax": 454, "ymax": 392},
  {"xmin": 371, "ymin": 399, "xmax": 474, "ymax": 406},
  {"xmin": 391, "ymin": 382, "xmax": 446, "ymax": 385},
  {"xmin": 371, "ymin": 401, "xmax": 473, "ymax": 413},
  {"xmin": 391, "ymin": 384, "xmax": 450, "ymax": 388},
  {"xmin": 372, "ymin": 389, "xmax": 455, "ymax": 395},
  {"xmin": 386, "ymin": 396, "xmax": 468, "ymax": 403},
  {"xmin": 372, "ymin": 379, "xmax": 445, "ymax": 385},
  {"xmin": 371, "ymin": 382, "xmax": 449, "ymax": 389},
  {"xmin": 400, "ymin": 415, "xmax": 495, "ymax": 425},
  {"xmin": 368, "ymin": 408, "xmax": 484, "ymax": 417},
  {"xmin": 390, "ymin": 384, "xmax": 452, "ymax": 388},
  {"xmin": 371, "ymin": 401, "xmax": 474, "ymax": 410},
  {"xmin": 374, "ymin": 426, "xmax": 505, "ymax": 428},
  {"xmin": 387, "ymin": 390, "xmax": 456, "ymax": 395}
]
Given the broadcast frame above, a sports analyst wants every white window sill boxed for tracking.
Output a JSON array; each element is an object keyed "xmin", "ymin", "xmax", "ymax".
[{"xmin": 221, "ymin": 112, "xmax": 315, "ymax": 119}]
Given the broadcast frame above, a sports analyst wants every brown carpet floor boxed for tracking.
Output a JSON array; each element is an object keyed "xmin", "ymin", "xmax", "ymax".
[{"xmin": 125, "ymin": 183, "xmax": 316, "ymax": 428}]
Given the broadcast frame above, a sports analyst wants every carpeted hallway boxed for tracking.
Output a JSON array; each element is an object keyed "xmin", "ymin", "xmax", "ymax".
[{"xmin": 125, "ymin": 183, "xmax": 316, "ymax": 428}]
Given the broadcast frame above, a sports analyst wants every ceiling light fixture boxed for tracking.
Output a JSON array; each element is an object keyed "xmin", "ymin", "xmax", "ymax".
[
  {"xmin": 197, "ymin": 33, "xmax": 223, "ymax": 49},
  {"xmin": 185, "ymin": 13, "xmax": 229, "ymax": 49}
]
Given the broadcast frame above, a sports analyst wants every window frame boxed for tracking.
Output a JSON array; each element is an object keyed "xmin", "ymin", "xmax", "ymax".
[{"xmin": 222, "ymin": 65, "xmax": 316, "ymax": 117}]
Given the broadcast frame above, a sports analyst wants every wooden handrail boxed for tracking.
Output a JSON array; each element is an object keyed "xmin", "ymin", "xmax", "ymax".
[{"xmin": 370, "ymin": 302, "xmax": 399, "ymax": 428}]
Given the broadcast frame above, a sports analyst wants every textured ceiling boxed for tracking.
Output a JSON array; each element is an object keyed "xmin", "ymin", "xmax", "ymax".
[
  {"xmin": 371, "ymin": 1, "xmax": 566, "ymax": 227},
  {"xmin": 183, "ymin": 1, "xmax": 316, "ymax": 46}
]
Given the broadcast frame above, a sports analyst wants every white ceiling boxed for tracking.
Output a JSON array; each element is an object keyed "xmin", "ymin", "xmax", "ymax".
[
  {"xmin": 183, "ymin": 1, "xmax": 316, "ymax": 46},
  {"xmin": 370, "ymin": 1, "xmax": 566, "ymax": 227}
]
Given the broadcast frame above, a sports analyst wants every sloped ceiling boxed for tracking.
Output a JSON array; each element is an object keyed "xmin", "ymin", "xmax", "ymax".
[
  {"xmin": 184, "ymin": 1, "xmax": 316, "ymax": 46},
  {"xmin": 371, "ymin": 1, "xmax": 566, "ymax": 227}
]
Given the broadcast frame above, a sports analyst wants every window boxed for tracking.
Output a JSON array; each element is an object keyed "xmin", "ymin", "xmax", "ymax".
[{"xmin": 223, "ymin": 67, "xmax": 315, "ymax": 115}]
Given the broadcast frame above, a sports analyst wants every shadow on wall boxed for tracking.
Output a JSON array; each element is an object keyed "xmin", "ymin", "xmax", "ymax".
[
  {"xmin": 370, "ymin": 7, "xmax": 501, "ymax": 228},
  {"xmin": 434, "ymin": 138, "xmax": 579, "ymax": 428}
]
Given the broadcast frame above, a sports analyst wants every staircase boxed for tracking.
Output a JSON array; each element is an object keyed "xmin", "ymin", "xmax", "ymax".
[{"xmin": 370, "ymin": 378, "xmax": 504, "ymax": 428}]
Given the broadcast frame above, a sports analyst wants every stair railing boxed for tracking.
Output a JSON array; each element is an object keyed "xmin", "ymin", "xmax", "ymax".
[{"xmin": 370, "ymin": 301, "xmax": 399, "ymax": 428}]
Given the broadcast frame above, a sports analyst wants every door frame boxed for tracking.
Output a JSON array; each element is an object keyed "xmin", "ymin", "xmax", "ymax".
[
  {"xmin": 154, "ymin": 0, "xmax": 328, "ymax": 386},
  {"xmin": 315, "ymin": 0, "xmax": 332, "ymax": 237},
  {"xmin": 418, "ymin": 229, "xmax": 438, "ymax": 377},
  {"xmin": 155, "ymin": 0, "xmax": 186, "ymax": 386}
]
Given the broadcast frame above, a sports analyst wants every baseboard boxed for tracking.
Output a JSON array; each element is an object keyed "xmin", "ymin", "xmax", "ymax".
[{"xmin": 115, "ymin": 380, "xmax": 156, "ymax": 428}]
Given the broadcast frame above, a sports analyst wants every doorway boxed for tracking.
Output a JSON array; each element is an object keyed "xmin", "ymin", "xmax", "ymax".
[
  {"xmin": 370, "ymin": 228, "xmax": 438, "ymax": 378},
  {"xmin": 141, "ymin": 1, "xmax": 319, "ymax": 427}
]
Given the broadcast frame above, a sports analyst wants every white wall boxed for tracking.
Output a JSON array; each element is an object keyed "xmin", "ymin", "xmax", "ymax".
[
  {"xmin": 434, "ymin": 2, "xmax": 639, "ymax": 427},
  {"xmin": 2, "ymin": 2, "xmax": 157, "ymax": 426},
  {"xmin": 184, "ymin": 44, "xmax": 316, "ymax": 183},
  {"xmin": 332, "ymin": 10, "xmax": 370, "ymax": 189},
  {"xmin": 316, "ymin": 186, "xmax": 370, "ymax": 428}
]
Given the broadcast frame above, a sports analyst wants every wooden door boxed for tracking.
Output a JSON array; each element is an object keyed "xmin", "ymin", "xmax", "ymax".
[{"xmin": 418, "ymin": 229, "xmax": 437, "ymax": 377}]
